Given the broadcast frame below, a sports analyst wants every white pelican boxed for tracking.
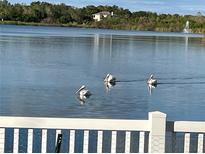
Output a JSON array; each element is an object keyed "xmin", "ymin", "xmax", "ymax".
[
  {"xmin": 147, "ymin": 74, "xmax": 157, "ymax": 86},
  {"xmin": 104, "ymin": 74, "xmax": 116, "ymax": 84},
  {"xmin": 76, "ymin": 85, "xmax": 92, "ymax": 98}
]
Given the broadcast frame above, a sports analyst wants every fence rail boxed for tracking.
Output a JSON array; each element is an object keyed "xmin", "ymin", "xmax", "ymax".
[
  {"xmin": 0, "ymin": 111, "xmax": 205, "ymax": 153},
  {"xmin": 0, "ymin": 116, "xmax": 149, "ymax": 131}
]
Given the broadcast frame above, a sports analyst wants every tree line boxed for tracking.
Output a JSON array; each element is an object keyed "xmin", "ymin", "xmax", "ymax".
[{"xmin": 1, "ymin": 0, "xmax": 205, "ymax": 33}]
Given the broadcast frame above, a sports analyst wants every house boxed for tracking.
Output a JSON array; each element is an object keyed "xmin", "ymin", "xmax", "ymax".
[{"xmin": 93, "ymin": 11, "xmax": 113, "ymax": 21}]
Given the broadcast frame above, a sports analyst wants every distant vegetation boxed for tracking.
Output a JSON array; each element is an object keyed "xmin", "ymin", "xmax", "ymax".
[{"xmin": 1, "ymin": 0, "xmax": 205, "ymax": 33}]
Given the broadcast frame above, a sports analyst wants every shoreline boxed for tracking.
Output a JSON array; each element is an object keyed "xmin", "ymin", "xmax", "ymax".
[
  {"xmin": 1, "ymin": 20, "xmax": 205, "ymax": 35},
  {"xmin": 0, "ymin": 20, "xmax": 91, "ymax": 28},
  {"xmin": 1, "ymin": 21, "xmax": 204, "ymax": 39}
]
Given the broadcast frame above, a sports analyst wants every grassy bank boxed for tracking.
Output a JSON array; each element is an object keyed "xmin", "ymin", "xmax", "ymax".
[
  {"xmin": 0, "ymin": 20, "xmax": 85, "ymax": 27},
  {"xmin": 1, "ymin": 20, "xmax": 205, "ymax": 34}
]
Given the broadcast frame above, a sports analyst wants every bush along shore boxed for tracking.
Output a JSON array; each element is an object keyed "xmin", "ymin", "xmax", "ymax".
[{"xmin": 1, "ymin": 0, "xmax": 205, "ymax": 33}]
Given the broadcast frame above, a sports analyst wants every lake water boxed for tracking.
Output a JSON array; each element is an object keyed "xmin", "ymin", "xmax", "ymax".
[{"xmin": 0, "ymin": 25, "xmax": 205, "ymax": 121}]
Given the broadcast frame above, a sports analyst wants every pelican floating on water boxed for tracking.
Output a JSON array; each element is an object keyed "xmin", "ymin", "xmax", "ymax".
[
  {"xmin": 147, "ymin": 74, "xmax": 157, "ymax": 86},
  {"xmin": 76, "ymin": 85, "xmax": 92, "ymax": 98},
  {"xmin": 104, "ymin": 74, "xmax": 116, "ymax": 84}
]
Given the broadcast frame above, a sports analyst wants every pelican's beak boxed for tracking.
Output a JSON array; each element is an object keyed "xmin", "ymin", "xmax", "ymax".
[
  {"xmin": 104, "ymin": 74, "xmax": 109, "ymax": 81},
  {"xmin": 76, "ymin": 86, "xmax": 85, "ymax": 94},
  {"xmin": 76, "ymin": 88, "xmax": 81, "ymax": 94}
]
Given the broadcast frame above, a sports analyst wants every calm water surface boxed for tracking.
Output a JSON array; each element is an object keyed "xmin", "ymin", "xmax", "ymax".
[{"xmin": 0, "ymin": 25, "xmax": 205, "ymax": 120}]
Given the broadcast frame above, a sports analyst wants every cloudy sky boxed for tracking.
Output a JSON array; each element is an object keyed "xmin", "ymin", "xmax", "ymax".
[{"xmin": 11, "ymin": 0, "xmax": 205, "ymax": 15}]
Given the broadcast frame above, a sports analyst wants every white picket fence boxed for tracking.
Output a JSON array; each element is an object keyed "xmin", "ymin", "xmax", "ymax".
[{"xmin": 0, "ymin": 111, "xmax": 204, "ymax": 153}]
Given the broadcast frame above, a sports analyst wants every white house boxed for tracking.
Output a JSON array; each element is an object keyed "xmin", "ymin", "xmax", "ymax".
[{"xmin": 93, "ymin": 11, "xmax": 113, "ymax": 21}]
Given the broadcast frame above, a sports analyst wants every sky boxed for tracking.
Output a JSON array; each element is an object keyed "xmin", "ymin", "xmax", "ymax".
[{"xmin": 10, "ymin": 0, "xmax": 205, "ymax": 15}]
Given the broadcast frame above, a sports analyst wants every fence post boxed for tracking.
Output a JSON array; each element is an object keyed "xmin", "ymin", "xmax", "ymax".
[{"xmin": 148, "ymin": 111, "xmax": 166, "ymax": 153}]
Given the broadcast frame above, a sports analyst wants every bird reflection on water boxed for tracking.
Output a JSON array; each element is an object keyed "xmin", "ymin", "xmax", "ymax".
[
  {"xmin": 147, "ymin": 84, "xmax": 157, "ymax": 95},
  {"xmin": 104, "ymin": 81, "xmax": 116, "ymax": 92}
]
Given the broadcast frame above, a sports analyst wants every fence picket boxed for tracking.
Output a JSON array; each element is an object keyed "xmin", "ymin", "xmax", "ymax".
[
  {"xmin": 125, "ymin": 131, "xmax": 131, "ymax": 153},
  {"xmin": 13, "ymin": 128, "xmax": 19, "ymax": 153},
  {"xmin": 184, "ymin": 133, "xmax": 190, "ymax": 153},
  {"xmin": 27, "ymin": 129, "xmax": 33, "ymax": 153},
  {"xmin": 111, "ymin": 131, "xmax": 117, "ymax": 153},
  {"xmin": 139, "ymin": 131, "xmax": 145, "ymax": 153},
  {"xmin": 97, "ymin": 130, "xmax": 103, "ymax": 153},
  {"xmin": 41, "ymin": 129, "xmax": 47, "ymax": 153},
  {"xmin": 197, "ymin": 134, "xmax": 204, "ymax": 153},
  {"xmin": 69, "ymin": 130, "xmax": 75, "ymax": 153},
  {"xmin": 0, "ymin": 128, "xmax": 5, "ymax": 153},
  {"xmin": 83, "ymin": 130, "xmax": 89, "ymax": 153},
  {"xmin": 56, "ymin": 130, "xmax": 61, "ymax": 141}
]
